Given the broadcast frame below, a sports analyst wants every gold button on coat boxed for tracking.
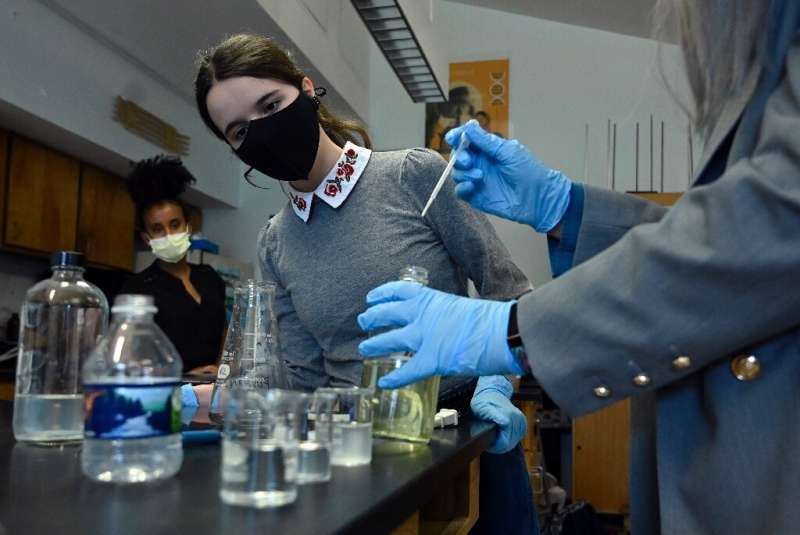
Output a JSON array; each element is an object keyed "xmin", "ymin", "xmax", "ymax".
[
  {"xmin": 731, "ymin": 354, "xmax": 761, "ymax": 381},
  {"xmin": 672, "ymin": 355, "xmax": 692, "ymax": 370},
  {"xmin": 633, "ymin": 373, "xmax": 651, "ymax": 387},
  {"xmin": 593, "ymin": 385, "xmax": 611, "ymax": 398}
]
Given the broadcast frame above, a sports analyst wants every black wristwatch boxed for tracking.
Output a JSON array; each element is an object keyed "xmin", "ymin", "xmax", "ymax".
[{"xmin": 507, "ymin": 303, "xmax": 531, "ymax": 373}]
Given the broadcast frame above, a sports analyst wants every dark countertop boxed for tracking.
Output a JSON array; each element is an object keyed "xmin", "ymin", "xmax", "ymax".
[{"xmin": 0, "ymin": 401, "xmax": 494, "ymax": 535}]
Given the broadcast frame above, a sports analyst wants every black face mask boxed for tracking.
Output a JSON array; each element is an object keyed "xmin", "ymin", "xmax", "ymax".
[{"xmin": 235, "ymin": 92, "xmax": 321, "ymax": 181}]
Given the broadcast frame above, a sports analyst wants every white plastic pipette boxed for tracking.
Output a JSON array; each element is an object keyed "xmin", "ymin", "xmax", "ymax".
[{"xmin": 420, "ymin": 132, "xmax": 471, "ymax": 218}]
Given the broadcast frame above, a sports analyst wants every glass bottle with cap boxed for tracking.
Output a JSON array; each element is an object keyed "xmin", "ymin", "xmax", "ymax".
[
  {"xmin": 13, "ymin": 251, "xmax": 109, "ymax": 445},
  {"xmin": 81, "ymin": 294, "xmax": 183, "ymax": 483},
  {"xmin": 361, "ymin": 266, "xmax": 441, "ymax": 444}
]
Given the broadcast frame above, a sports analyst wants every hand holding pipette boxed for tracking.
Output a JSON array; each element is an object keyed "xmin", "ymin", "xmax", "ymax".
[{"xmin": 443, "ymin": 121, "xmax": 572, "ymax": 232}]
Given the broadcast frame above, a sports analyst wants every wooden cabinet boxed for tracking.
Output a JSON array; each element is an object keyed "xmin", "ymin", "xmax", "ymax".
[
  {"xmin": 572, "ymin": 399, "xmax": 631, "ymax": 514},
  {"xmin": 5, "ymin": 137, "xmax": 80, "ymax": 253},
  {"xmin": 2, "ymin": 135, "xmax": 136, "ymax": 270},
  {"xmin": 78, "ymin": 166, "xmax": 135, "ymax": 271},
  {"xmin": 0, "ymin": 129, "xmax": 8, "ymax": 235}
]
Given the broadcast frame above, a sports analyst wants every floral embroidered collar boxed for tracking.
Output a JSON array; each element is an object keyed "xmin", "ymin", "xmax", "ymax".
[{"xmin": 286, "ymin": 141, "xmax": 372, "ymax": 222}]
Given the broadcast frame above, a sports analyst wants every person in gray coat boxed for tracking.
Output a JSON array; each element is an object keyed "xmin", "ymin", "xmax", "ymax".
[{"xmin": 358, "ymin": 0, "xmax": 800, "ymax": 532}]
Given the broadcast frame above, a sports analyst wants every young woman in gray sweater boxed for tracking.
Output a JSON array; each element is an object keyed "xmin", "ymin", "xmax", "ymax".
[{"xmin": 192, "ymin": 34, "xmax": 538, "ymax": 534}]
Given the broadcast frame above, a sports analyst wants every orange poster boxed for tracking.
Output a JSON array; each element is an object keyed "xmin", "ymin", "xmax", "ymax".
[{"xmin": 426, "ymin": 59, "xmax": 509, "ymax": 157}]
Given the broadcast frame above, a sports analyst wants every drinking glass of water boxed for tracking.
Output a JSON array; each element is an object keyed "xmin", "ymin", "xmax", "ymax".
[
  {"xmin": 314, "ymin": 387, "xmax": 374, "ymax": 467},
  {"xmin": 219, "ymin": 388, "xmax": 308, "ymax": 508}
]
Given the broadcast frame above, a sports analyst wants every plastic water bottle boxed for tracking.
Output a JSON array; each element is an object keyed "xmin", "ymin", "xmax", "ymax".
[
  {"xmin": 81, "ymin": 294, "xmax": 183, "ymax": 483},
  {"xmin": 13, "ymin": 251, "xmax": 108, "ymax": 445}
]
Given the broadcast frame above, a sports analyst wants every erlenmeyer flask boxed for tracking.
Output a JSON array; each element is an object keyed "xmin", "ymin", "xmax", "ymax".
[{"xmin": 209, "ymin": 280, "xmax": 288, "ymax": 424}]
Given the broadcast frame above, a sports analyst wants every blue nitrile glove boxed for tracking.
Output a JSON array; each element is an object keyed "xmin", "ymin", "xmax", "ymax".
[
  {"xmin": 181, "ymin": 383, "xmax": 199, "ymax": 407},
  {"xmin": 471, "ymin": 376, "xmax": 527, "ymax": 454},
  {"xmin": 357, "ymin": 282, "xmax": 524, "ymax": 389},
  {"xmin": 180, "ymin": 384, "xmax": 200, "ymax": 425},
  {"xmin": 444, "ymin": 121, "xmax": 572, "ymax": 232}
]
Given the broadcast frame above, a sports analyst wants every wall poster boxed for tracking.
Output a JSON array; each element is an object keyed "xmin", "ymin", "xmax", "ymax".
[{"xmin": 425, "ymin": 59, "xmax": 509, "ymax": 158}]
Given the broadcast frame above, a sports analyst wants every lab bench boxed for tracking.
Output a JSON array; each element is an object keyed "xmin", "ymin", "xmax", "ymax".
[{"xmin": 0, "ymin": 402, "xmax": 493, "ymax": 535}]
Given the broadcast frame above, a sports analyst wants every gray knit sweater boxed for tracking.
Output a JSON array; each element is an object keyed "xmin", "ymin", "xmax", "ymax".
[{"xmin": 258, "ymin": 147, "xmax": 531, "ymax": 392}]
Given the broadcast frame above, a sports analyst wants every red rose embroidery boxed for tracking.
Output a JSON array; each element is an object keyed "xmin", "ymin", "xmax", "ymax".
[
  {"xmin": 294, "ymin": 197, "xmax": 307, "ymax": 211},
  {"xmin": 343, "ymin": 163, "xmax": 354, "ymax": 175},
  {"xmin": 336, "ymin": 167, "xmax": 345, "ymax": 177},
  {"xmin": 324, "ymin": 184, "xmax": 339, "ymax": 197},
  {"xmin": 346, "ymin": 148, "xmax": 356, "ymax": 158}
]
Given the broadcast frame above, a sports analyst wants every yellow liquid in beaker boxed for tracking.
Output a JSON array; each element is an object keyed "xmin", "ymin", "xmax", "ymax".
[{"xmin": 361, "ymin": 356, "xmax": 440, "ymax": 444}]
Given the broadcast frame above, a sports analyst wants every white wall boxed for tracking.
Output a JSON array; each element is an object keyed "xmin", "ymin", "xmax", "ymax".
[
  {"xmin": 0, "ymin": 0, "xmax": 242, "ymax": 207},
  {"xmin": 368, "ymin": 0, "xmax": 695, "ymax": 286}
]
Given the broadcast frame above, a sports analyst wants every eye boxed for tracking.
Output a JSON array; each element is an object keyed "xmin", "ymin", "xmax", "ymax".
[
  {"xmin": 233, "ymin": 124, "xmax": 249, "ymax": 142},
  {"xmin": 262, "ymin": 99, "xmax": 280, "ymax": 115}
]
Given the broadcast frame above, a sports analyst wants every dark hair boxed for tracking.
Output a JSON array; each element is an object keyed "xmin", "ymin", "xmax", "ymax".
[
  {"xmin": 126, "ymin": 155, "xmax": 195, "ymax": 230},
  {"xmin": 195, "ymin": 33, "xmax": 372, "ymax": 149},
  {"xmin": 475, "ymin": 111, "xmax": 489, "ymax": 119}
]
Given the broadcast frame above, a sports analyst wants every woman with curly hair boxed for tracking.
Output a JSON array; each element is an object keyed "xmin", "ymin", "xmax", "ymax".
[{"xmin": 120, "ymin": 155, "xmax": 226, "ymax": 375}]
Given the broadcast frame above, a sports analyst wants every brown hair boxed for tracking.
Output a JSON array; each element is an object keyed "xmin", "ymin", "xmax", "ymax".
[{"xmin": 195, "ymin": 33, "xmax": 372, "ymax": 149}]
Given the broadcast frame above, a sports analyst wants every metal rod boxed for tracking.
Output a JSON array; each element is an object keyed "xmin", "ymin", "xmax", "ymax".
[
  {"xmin": 650, "ymin": 114, "xmax": 654, "ymax": 191},
  {"xmin": 583, "ymin": 123, "xmax": 590, "ymax": 182},
  {"xmin": 635, "ymin": 122, "xmax": 640, "ymax": 192},
  {"xmin": 660, "ymin": 121, "xmax": 665, "ymax": 193},
  {"xmin": 606, "ymin": 119, "xmax": 611, "ymax": 189},
  {"xmin": 611, "ymin": 123, "xmax": 617, "ymax": 192},
  {"xmin": 687, "ymin": 123, "xmax": 694, "ymax": 187}
]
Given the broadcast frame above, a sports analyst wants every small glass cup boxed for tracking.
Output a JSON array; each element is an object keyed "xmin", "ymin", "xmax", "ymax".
[
  {"xmin": 219, "ymin": 388, "xmax": 307, "ymax": 508},
  {"xmin": 296, "ymin": 391, "xmax": 337, "ymax": 484},
  {"xmin": 361, "ymin": 355, "xmax": 440, "ymax": 444},
  {"xmin": 314, "ymin": 387, "xmax": 374, "ymax": 467}
]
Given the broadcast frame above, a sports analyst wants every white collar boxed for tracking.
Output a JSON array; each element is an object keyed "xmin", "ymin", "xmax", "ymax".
[{"xmin": 286, "ymin": 141, "xmax": 372, "ymax": 222}]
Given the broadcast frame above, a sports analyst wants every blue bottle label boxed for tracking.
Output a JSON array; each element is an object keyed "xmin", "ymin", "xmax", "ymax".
[{"xmin": 84, "ymin": 383, "xmax": 181, "ymax": 440}]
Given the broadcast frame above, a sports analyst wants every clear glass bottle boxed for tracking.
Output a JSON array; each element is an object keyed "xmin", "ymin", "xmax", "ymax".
[
  {"xmin": 13, "ymin": 251, "xmax": 109, "ymax": 445},
  {"xmin": 81, "ymin": 294, "xmax": 183, "ymax": 483},
  {"xmin": 361, "ymin": 266, "xmax": 441, "ymax": 444},
  {"xmin": 209, "ymin": 280, "xmax": 288, "ymax": 424}
]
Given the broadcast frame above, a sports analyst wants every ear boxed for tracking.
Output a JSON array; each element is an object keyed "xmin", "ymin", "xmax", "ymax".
[
  {"xmin": 141, "ymin": 231, "xmax": 151, "ymax": 246},
  {"xmin": 301, "ymin": 77, "xmax": 315, "ymax": 98}
]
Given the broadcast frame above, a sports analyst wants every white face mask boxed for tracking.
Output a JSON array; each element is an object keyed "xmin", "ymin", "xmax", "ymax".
[{"xmin": 149, "ymin": 231, "xmax": 191, "ymax": 263}]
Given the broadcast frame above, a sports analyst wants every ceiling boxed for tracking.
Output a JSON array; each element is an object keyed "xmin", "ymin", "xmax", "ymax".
[
  {"xmin": 446, "ymin": 0, "xmax": 662, "ymax": 41},
  {"xmin": 40, "ymin": 0, "xmax": 360, "ymax": 120}
]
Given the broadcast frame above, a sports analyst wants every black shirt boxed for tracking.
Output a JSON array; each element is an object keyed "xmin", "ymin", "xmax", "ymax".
[{"xmin": 120, "ymin": 262, "xmax": 226, "ymax": 371}]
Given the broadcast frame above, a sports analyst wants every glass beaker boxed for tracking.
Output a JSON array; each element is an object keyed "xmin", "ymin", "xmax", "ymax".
[
  {"xmin": 209, "ymin": 280, "xmax": 288, "ymax": 424},
  {"xmin": 219, "ymin": 388, "xmax": 307, "ymax": 508},
  {"xmin": 315, "ymin": 387, "xmax": 374, "ymax": 467},
  {"xmin": 361, "ymin": 355, "xmax": 440, "ymax": 444},
  {"xmin": 296, "ymin": 390, "xmax": 336, "ymax": 484}
]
